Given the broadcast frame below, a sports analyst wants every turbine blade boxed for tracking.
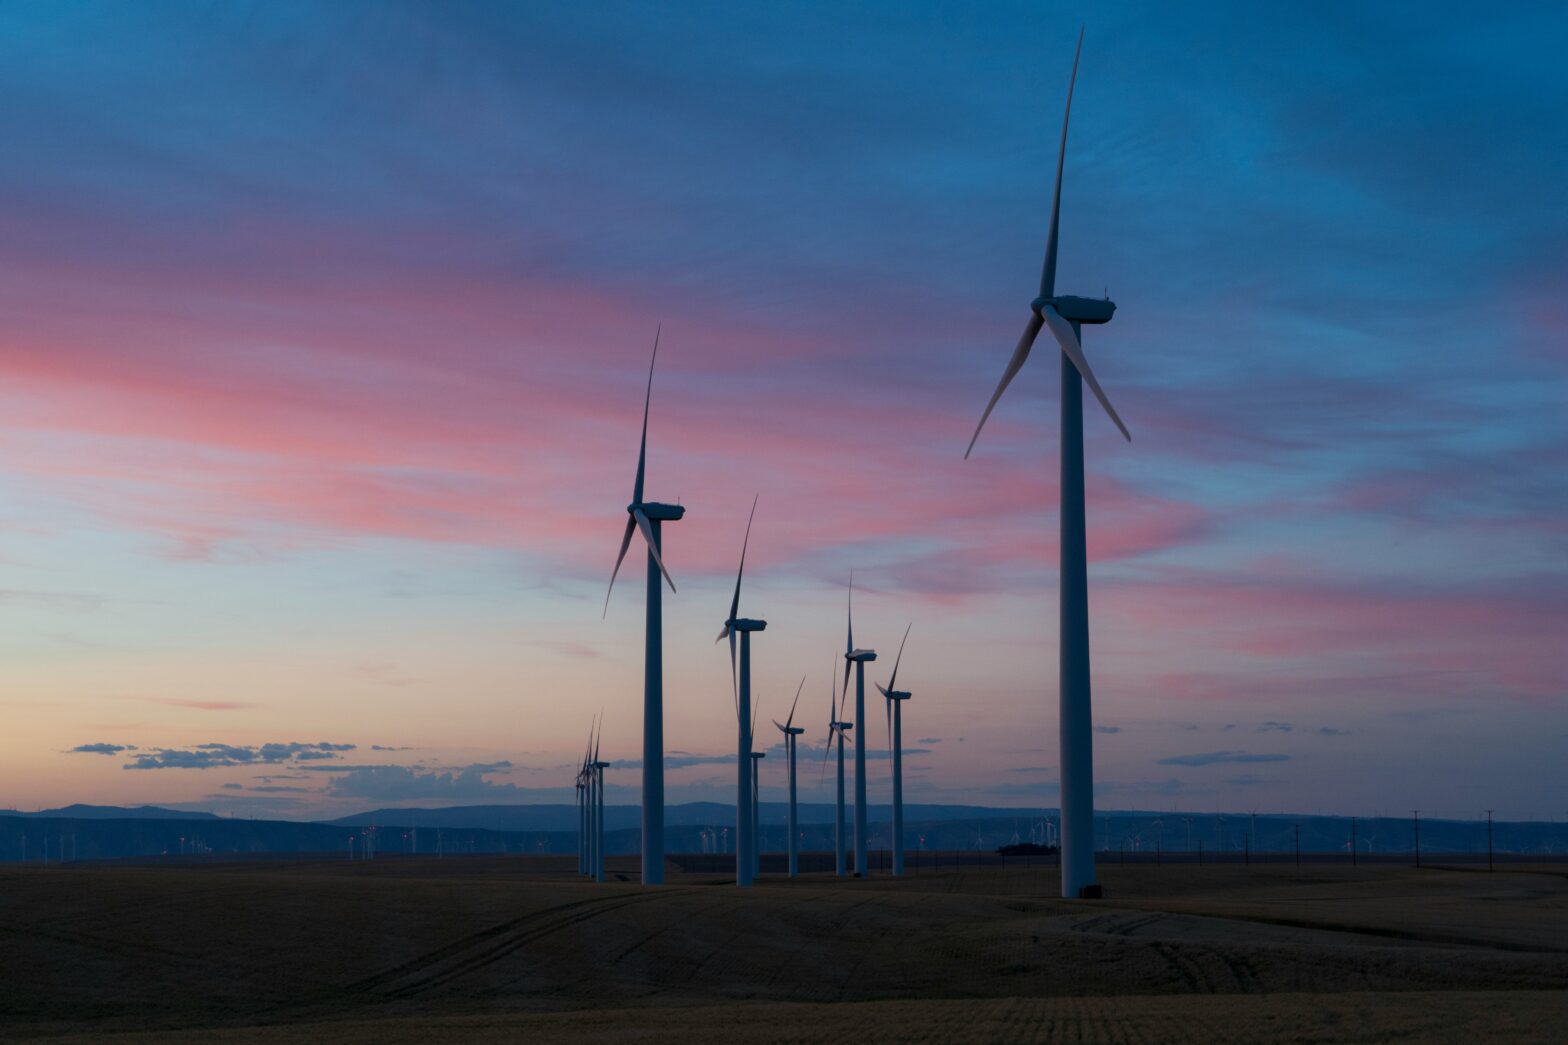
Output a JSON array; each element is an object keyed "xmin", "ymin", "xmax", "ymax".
[
  {"xmin": 604, "ymin": 516, "xmax": 637, "ymax": 616},
  {"xmin": 729, "ymin": 627, "xmax": 739, "ymax": 721},
  {"xmin": 964, "ymin": 312, "xmax": 1045, "ymax": 459},
  {"xmin": 875, "ymin": 682, "xmax": 890, "ymax": 698},
  {"xmin": 1042, "ymin": 304, "xmax": 1130, "ymax": 441},
  {"xmin": 728, "ymin": 494, "xmax": 758, "ymax": 628},
  {"xmin": 786, "ymin": 674, "xmax": 805, "ymax": 730},
  {"xmin": 773, "ymin": 718, "xmax": 786, "ymax": 733},
  {"xmin": 840, "ymin": 658, "xmax": 853, "ymax": 721},
  {"xmin": 826, "ymin": 656, "xmax": 836, "ymax": 734},
  {"xmin": 885, "ymin": 690, "xmax": 892, "ymax": 752},
  {"xmin": 716, "ymin": 624, "xmax": 730, "ymax": 644},
  {"xmin": 1038, "ymin": 27, "xmax": 1084, "ymax": 300},
  {"xmin": 632, "ymin": 325, "xmax": 659, "ymax": 505},
  {"xmin": 633, "ymin": 507, "xmax": 677, "ymax": 592},
  {"xmin": 845, "ymin": 572, "xmax": 854, "ymax": 654},
  {"xmin": 887, "ymin": 622, "xmax": 911, "ymax": 692}
]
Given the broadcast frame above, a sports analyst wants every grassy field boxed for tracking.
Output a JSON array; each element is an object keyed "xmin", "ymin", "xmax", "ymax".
[{"xmin": 2, "ymin": 856, "xmax": 1564, "ymax": 1042}]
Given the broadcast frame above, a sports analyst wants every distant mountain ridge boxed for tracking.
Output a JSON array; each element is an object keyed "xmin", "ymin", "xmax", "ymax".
[
  {"xmin": 327, "ymin": 802, "xmax": 1055, "ymax": 832},
  {"xmin": 0, "ymin": 804, "xmax": 220, "ymax": 821}
]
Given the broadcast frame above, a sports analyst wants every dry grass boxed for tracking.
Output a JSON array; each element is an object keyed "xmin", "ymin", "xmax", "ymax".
[{"xmin": 2, "ymin": 858, "xmax": 1564, "ymax": 1042}]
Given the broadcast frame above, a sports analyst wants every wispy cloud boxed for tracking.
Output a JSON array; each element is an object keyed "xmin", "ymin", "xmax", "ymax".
[
  {"xmin": 69, "ymin": 742, "xmax": 132, "ymax": 755},
  {"xmin": 1156, "ymin": 751, "xmax": 1290, "ymax": 767},
  {"xmin": 122, "ymin": 742, "xmax": 355, "ymax": 770},
  {"xmin": 143, "ymin": 699, "xmax": 256, "ymax": 711}
]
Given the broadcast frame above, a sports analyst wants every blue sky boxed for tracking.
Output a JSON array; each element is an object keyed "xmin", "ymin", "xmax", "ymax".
[{"xmin": 0, "ymin": 1, "xmax": 1563, "ymax": 820}]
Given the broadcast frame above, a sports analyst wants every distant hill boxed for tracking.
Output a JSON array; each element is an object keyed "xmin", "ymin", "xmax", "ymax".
[
  {"xmin": 0, "ymin": 804, "xmax": 220, "ymax": 821},
  {"xmin": 328, "ymin": 802, "xmax": 1076, "ymax": 833}
]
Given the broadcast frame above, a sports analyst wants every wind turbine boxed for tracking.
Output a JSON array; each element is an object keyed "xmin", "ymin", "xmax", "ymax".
[
  {"xmin": 575, "ymin": 727, "xmax": 591, "ymax": 876},
  {"xmin": 821, "ymin": 657, "xmax": 853, "ymax": 876},
  {"xmin": 716, "ymin": 496, "xmax": 764, "ymax": 887},
  {"xmin": 605, "ymin": 328, "xmax": 685, "ymax": 886},
  {"xmin": 750, "ymin": 748, "xmax": 765, "ymax": 878},
  {"xmin": 773, "ymin": 676, "xmax": 807, "ymax": 877},
  {"xmin": 591, "ymin": 724, "xmax": 610, "ymax": 883},
  {"xmin": 876, "ymin": 623, "xmax": 913, "ymax": 877},
  {"xmin": 963, "ymin": 27, "xmax": 1129, "ymax": 901},
  {"xmin": 841, "ymin": 576, "xmax": 877, "ymax": 876}
]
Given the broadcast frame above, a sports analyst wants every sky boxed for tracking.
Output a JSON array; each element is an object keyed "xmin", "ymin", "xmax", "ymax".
[{"xmin": 1, "ymin": 1, "xmax": 1564, "ymax": 823}]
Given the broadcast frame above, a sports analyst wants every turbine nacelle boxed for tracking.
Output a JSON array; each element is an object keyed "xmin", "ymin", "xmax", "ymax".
[
  {"xmin": 630, "ymin": 501, "xmax": 685, "ymax": 522},
  {"xmin": 724, "ymin": 617, "xmax": 767, "ymax": 633},
  {"xmin": 877, "ymin": 685, "xmax": 912, "ymax": 701},
  {"xmin": 1033, "ymin": 294, "xmax": 1116, "ymax": 325},
  {"xmin": 845, "ymin": 649, "xmax": 877, "ymax": 663},
  {"xmin": 749, "ymin": 751, "xmax": 766, "ymax": 760}
]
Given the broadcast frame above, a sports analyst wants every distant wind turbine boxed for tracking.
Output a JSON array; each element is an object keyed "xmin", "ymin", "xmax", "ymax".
[
  {"xmin": 716, "ymin": 496, "xmax": 765, "ymax": 887},
  {"xmin": 576, "ymin": 725, "xmax": 592, "ymax": 876},
  {"xmin": 876, "ymin": 623, "xmax": 913, "ymax": 877},
  {"xmin": 963, "ymin": 27, "xmax": 1128, "ymax": 900},
  {"xmin": 821, "ymin": 656, "xmax": 854, "ymax": 876},
  {"xmin": 750, "ymin": 748, "xmax": 765, "ymax": 879},
  {"xmin": 841, "ymin": 576, "xmax": 877, "ymax": 876},
  {"xmin": 605, "ymin": 328, "xmax": 685, "ymax": 886},
  {"xmin": 591, "ymin": 724, "xmax": 609, "ymax": 883},
  {"xmin": 773, "ymin": 676, "xmax": 807, "ymax": 877}
]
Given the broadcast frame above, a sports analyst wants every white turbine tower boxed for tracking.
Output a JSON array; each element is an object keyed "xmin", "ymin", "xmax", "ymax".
[
  {"xmin": 876, "ymin": 623, "xmax": 913, "ymax": 877},
  {"xmin": 821, "ymin": 658, "xmax": 853, "ymax": 876},
  {"xmin": 716, "ymin": 497, "xmax": 764, "ymax": 887},
  {"xmin": 750, "ymin": 748, "xmax": 765, "ymax": 878},
  {"xmin": 591, "ymin": 725, "xmax": 609, "ymax": 883},
  {"xmin": 576, "ymin": 726, "xmax": 592, "ymax": 876},
  {"xmin": 605, "ymin": 328, "xmax": 685, "ymax": 886},
  {"xmin": 840, "ymin": 577, "xmax": 877, "ymax": 876},
  {"xmin": 772, "ymin": 676, "xmax": 807, "ymax": 878},
  {"xmin": 964, "ymin": 27, "xmax": 1129, "ymax": 901},
  {"xmin": 582, "ymin": 718, "xmax": 598, "ymax": 879}
]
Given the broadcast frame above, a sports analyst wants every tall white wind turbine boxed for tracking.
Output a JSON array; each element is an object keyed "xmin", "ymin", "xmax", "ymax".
[
  {"xmin": 876, "ymin": 623, "xmax": 913, "ymax": 877},
  {"xmin": 772, "ymin": 676, "xmax": 807, "ymax": 877},
  {"xmin": 964, "ymin": 28, "xmax": 1129, "ymax": 900},
  {"xmin": 750, "ymin": 747, "xmax": 765, "ymax": 878},
  {"xmin": 821, "ymin": 658, "xmax": 853, "ymax": 876},
  {"xmin": 605, "ymin": 328, "xmax": 685, "ymax": 886},
  {"xmin": 591, "ymin": 724, "xmax": 609, "ymax": 883},
  {"xmin": 576, "ymin": 725, "xmax": 593, "ymax": 876},
  {"xmin": 716, "ymin": 496, "xmax": 764, "ymax": 887},
  {"xmin": 841, "ymin": 577, "xmax": 877, "ymax": 876}
]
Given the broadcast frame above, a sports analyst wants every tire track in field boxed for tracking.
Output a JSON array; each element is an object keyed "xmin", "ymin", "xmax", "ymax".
[{"xmin": 346, "ymin": 891, "xmax": 670, "ymax": 999}]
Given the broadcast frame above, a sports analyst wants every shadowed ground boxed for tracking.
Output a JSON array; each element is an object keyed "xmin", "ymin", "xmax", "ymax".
[{"xmin": 2, "ymin": 857, "xmax": 1564, "ymax": 1042}]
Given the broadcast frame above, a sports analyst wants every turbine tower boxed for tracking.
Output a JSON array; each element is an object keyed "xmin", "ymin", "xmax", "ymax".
[
  {"xmin": 840, "ymin": 577, "xmax": 876, "ymax": 876},
  {"xmin": 965, "ymin": 28, "xmax": 1129, "ymax": 900},
  {"xmin": 750, "ymin": 749, "xmax": 765, "ymax": 878},
  {"xmin": 576, "ymin": 726, "xmax": 590, "ymax": 876},
  {"xmin": 591, "ymin": 726, "xmax": 609, "ymax": 883},
  {"xmin": 773, "ymin": 676, "xmax": 807, "ymax": 878},
  {"xmin": 716, "ymin": 496, "xmax": 764, "ymax": 887},
  {"xmin": 821, "ymin": 659, "xmax": 853, "ymax": 876},
  {"xmin": 605, "ymin": 328, "xmax": 685, "ymax": 886},
  {"xmin": 876, "ymin": 623, "xmax": 913, "ymax": 877}
]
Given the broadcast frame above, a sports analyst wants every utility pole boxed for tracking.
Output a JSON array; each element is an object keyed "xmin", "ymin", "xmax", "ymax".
[
  {"xmin": 1486, "ymin": 810, "xmax": 1494, "ymax": 872},
  {"xmin": 1413, "ymin": 810, "xmax": 1420, "ymax": 868}
]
